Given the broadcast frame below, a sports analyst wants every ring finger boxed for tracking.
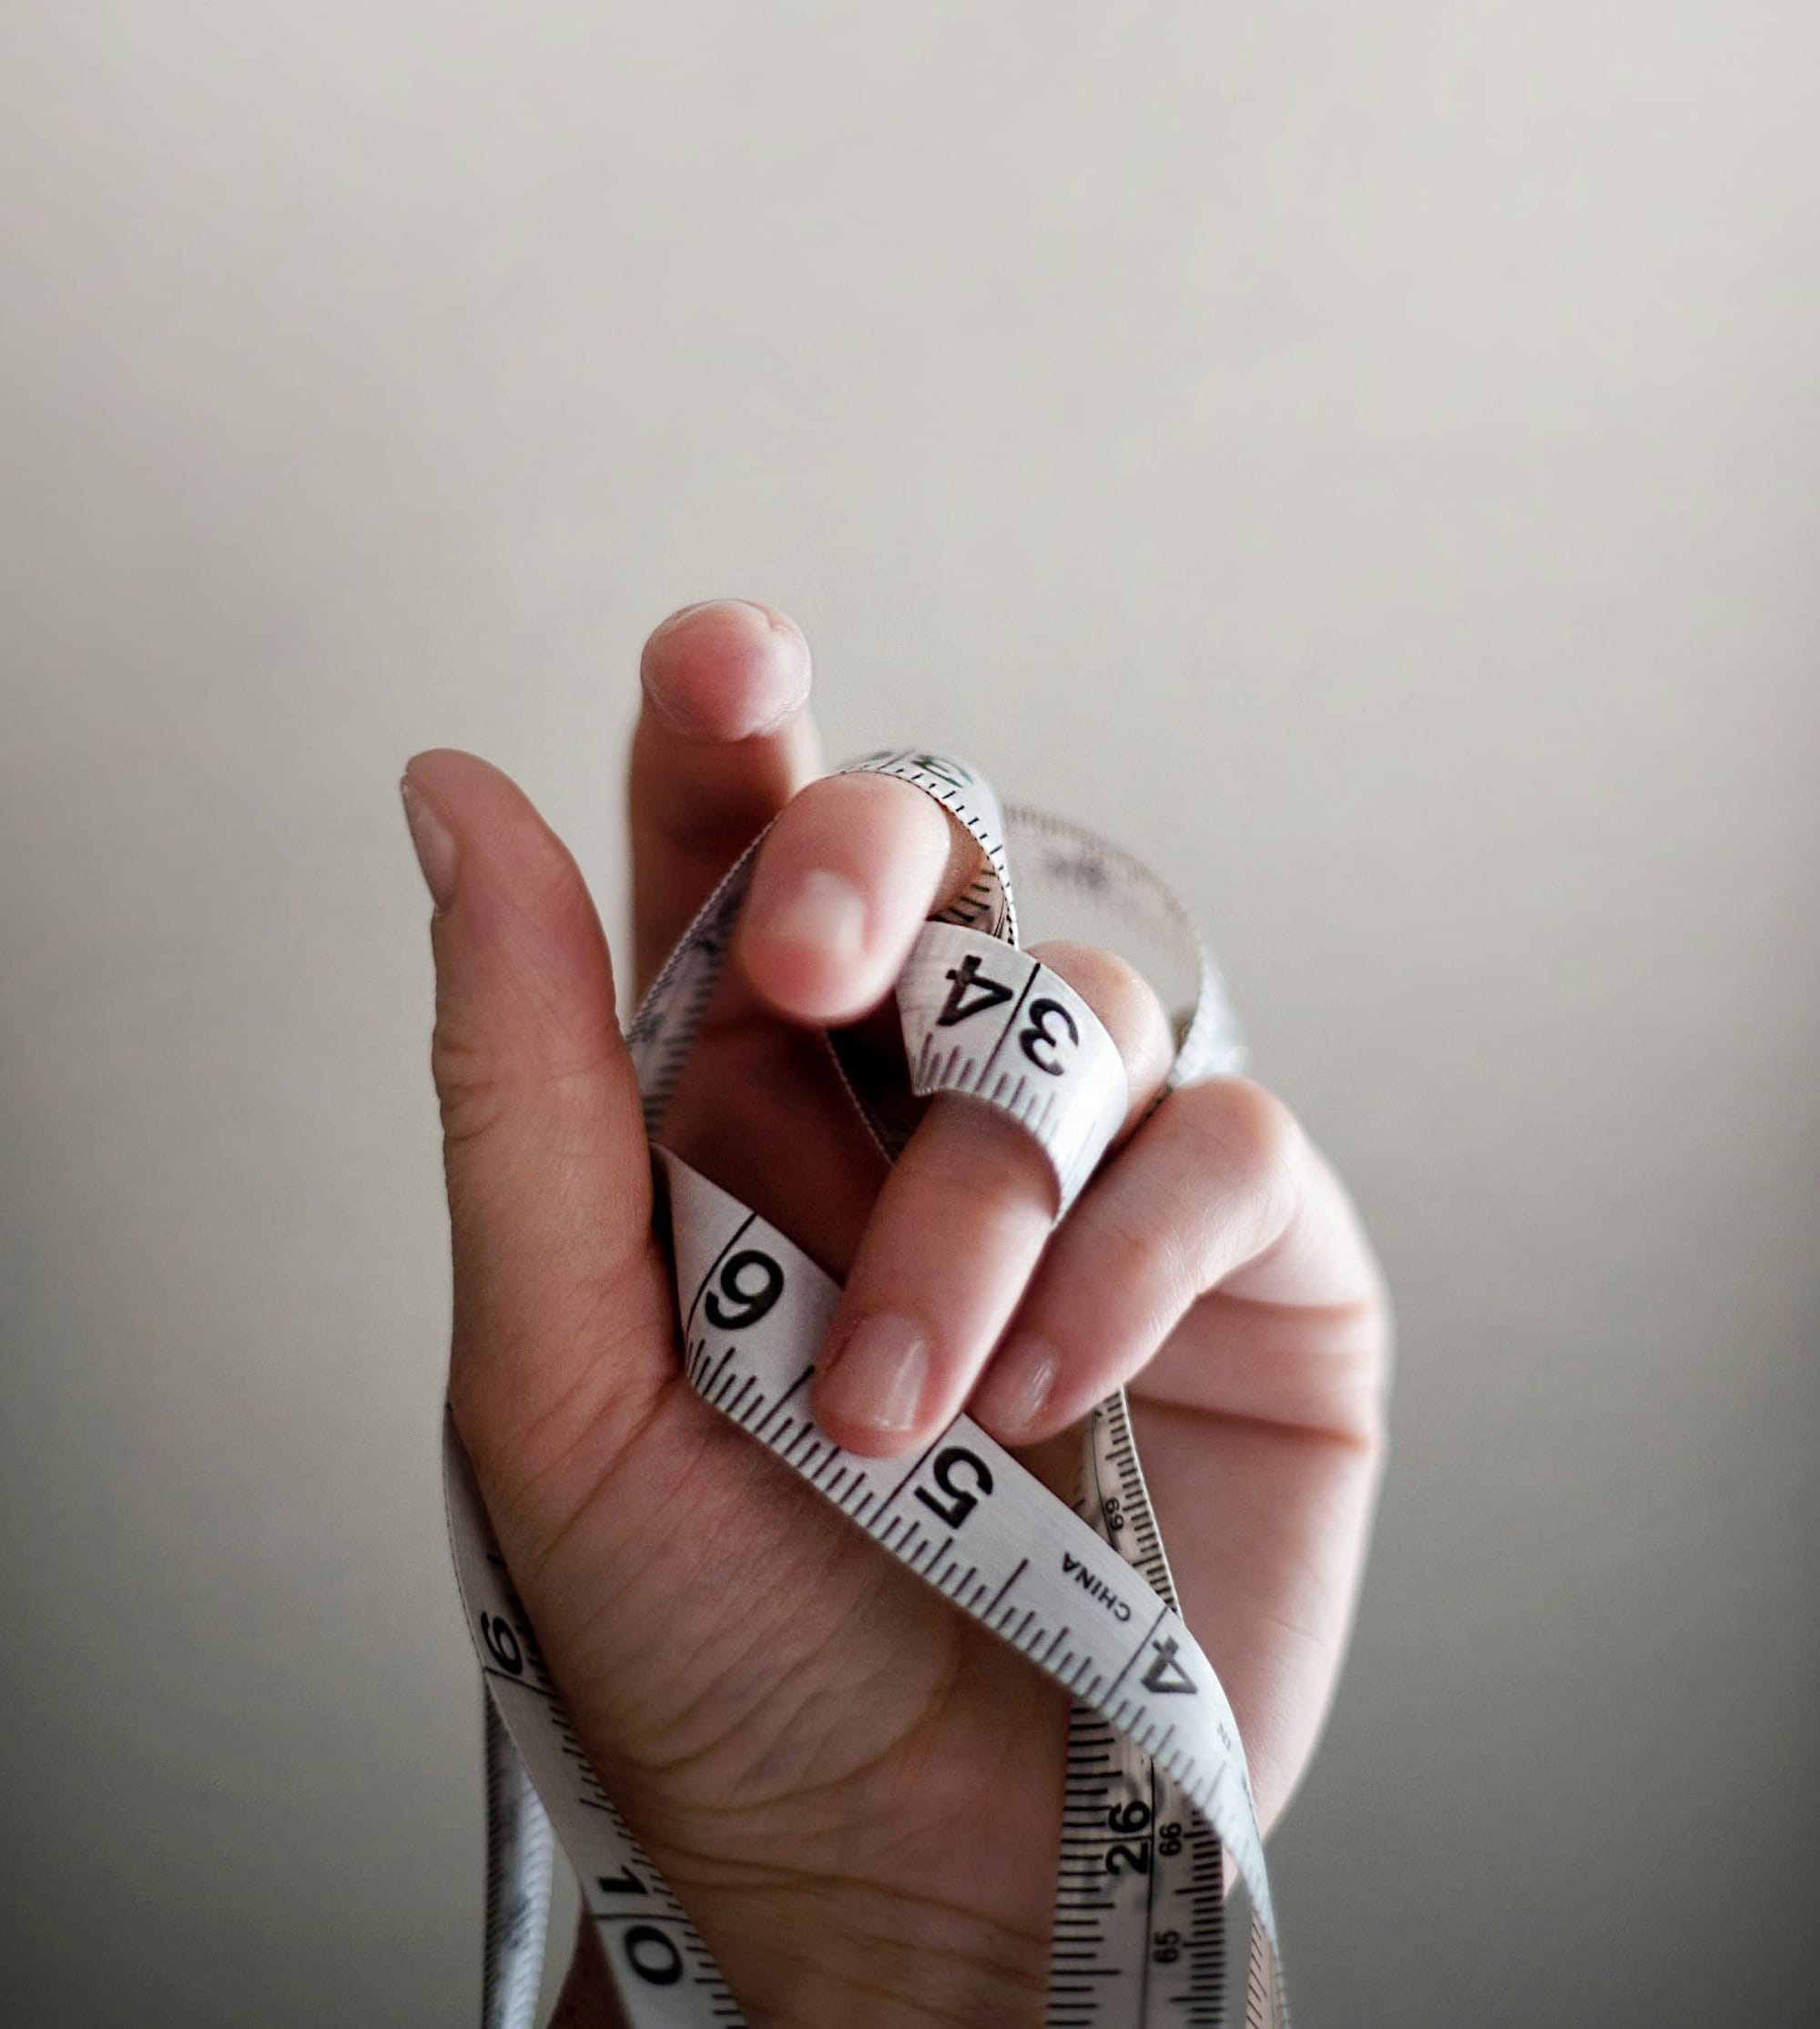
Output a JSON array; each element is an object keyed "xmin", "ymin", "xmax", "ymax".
[{"xmin": 969, "ymin": 1077, "xmax": 1334, "ymax": 1446}]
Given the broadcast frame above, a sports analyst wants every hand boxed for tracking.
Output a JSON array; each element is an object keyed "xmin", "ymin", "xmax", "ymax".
[{"xmin": 401, "ymin": 600, "xmax": 1389, "ymax": 2029}]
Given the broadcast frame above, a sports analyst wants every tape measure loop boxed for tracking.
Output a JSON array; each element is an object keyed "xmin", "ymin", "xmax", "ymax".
[{"xmin": 897, "ymin": 921, "xmax": 1128, "ymax": 1216}]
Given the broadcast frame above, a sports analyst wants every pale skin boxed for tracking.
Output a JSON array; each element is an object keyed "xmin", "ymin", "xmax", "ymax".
[{"xmin": 400, "ymin": 600, "xmax": 1390, "ymax": 2029}]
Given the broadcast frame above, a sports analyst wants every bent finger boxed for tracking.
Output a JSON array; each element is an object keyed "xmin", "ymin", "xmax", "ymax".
[
  {"xmin": 631, "ymin": 599, "xmax": 820, "ymax": 993},
  {"xmin": 970, "ymin": 1078, "xmax": 1388, "ymax": 1446},
  {"xmin": 737, "ymin": 769, "xmax": 986, "ymax": 1024},
  {"xmin": 811, "ymin": 943, "xmax": 1174, "ymax": 1456}
]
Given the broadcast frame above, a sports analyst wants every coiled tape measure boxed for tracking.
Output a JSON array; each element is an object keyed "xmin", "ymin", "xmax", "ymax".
[{"xmin": 443, "ymin": 751, "xmax": 1286, "ymax": 2027}]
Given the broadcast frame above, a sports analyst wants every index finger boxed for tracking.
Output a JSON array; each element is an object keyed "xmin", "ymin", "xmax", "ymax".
[{"xmin": 629, "ymin": 599, "xmax": 820, "ymax": 993}]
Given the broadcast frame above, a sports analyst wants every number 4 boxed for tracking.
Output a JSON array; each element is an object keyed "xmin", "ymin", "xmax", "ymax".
[
  {"xmin": 937, "ymin": 954, "xmax": 1014, "ymax": 1028},
  {"xmin": 1141, "ymin": 1635, "xmax": 1198, "ymax": 1696}
]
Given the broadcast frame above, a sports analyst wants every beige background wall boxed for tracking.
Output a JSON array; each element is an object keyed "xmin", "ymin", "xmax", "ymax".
[{"xmin": 4, "ymin": 5, "xmax": 1816, "ymax": 2024}]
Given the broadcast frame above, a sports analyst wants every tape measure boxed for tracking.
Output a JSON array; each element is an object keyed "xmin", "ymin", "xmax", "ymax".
[{"xmin": 443, "ymin": 751, "xmax": 1286, "ymax": 2028}]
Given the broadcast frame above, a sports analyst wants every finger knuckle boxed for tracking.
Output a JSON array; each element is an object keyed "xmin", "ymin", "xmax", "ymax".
[
  {"xmin": 1028, "ymin": 942, "xmax": 1171, "ymax": 1080},
  {"xmin": 1033, "ymin": 941, "xmax": 1149, "ymax": 1021},
  {"xmin": 1089, "ymin": 1192, "xmax": 1194, "ymax": 1304},
  {"xmin": 785, "ymin": 769, "xmax": 879, "ymax": 832},
  {"xmin": 787, "ymin": 768, "xmax": 953, "ymax": 862},
  {"xmin": 917, "ymin": 1102, "xmax": 1057, "ymax": 1222},
  {"xmin": 1054, "ymin": 1191, "xmax": 1202, "ymax": 1357},
  {"xmin": 432, "ymin": 1006, "xmax": 621, "ymax": 1154},
  {"xmin": 1177, "ymin": 1077, "xmax": 1305, "ymax": 1207},
  {"xmin": 431, "ymin": 1016, "xmax": 511, "ymax": 1149}
]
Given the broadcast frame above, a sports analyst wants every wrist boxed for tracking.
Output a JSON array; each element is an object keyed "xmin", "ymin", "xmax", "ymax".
[
  {"xmin": 717, "ymin": 1881, "xmax": 1048, "ymax": 2029},
  {"xmin": 556, "ymin": 1882, "xmax": 1049, "ymax": 2029}
]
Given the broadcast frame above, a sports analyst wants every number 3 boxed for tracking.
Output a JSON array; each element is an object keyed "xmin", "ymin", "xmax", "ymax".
[{"xmin": 1020, "ymin": 997, "xmax": 1079, "ymax": 1075}]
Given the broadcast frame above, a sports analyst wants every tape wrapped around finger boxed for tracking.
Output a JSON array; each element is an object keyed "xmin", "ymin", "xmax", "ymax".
[{"xmin": 897, "ymin": 922, "xmax": 1128, "ymax": 1214}]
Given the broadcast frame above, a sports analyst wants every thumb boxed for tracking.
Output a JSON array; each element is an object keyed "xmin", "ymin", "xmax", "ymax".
[{"xmin": 402, "ymin": 749, "xmax": 676, "ymax": 1551}]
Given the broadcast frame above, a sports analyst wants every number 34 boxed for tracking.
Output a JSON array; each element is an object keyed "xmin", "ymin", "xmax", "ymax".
[{"xmin": 937, "ymin": 956, "xmax": 1080, "ymax": 1077}]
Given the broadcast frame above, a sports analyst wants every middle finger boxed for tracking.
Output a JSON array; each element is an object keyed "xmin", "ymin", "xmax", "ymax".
[{"xmin": 812, "ymin": 941, "xmax": 1174, "ymax": 1456}]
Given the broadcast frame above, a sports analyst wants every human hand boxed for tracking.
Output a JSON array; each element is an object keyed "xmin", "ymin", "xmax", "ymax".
[{"xmin": 402, "ymin": 601, "xmax": 1389, "ymax": 2029}]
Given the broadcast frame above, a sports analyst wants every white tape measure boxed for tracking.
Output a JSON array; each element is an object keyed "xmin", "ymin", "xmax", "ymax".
[{"xmin": 443, "ymin": 750, "xmax": 1286, "ymax": 2028}]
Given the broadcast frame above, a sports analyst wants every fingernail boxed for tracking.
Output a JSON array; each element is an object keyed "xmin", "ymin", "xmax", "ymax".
[
  {"xmin": 818, "ymin": 1314, "xmax": 929, "ymax": 1436},
  {"xmin": 975, "ymin": 1333, "xmax": 1061, "ymax": 1439},
  {"xmin": 649, "ymin": 595, "xmax": 750, "ymax": 636},
  {"xmin": 641, "ymin": 600, "xmax": 807, "ymax": 739},
  {"xmin": 746, "ymin": 867, "xmax": 868, "ymax": 964},
  {"xmin": 401, "ymin": 778, "xmax": 459, "ymax": 911}
]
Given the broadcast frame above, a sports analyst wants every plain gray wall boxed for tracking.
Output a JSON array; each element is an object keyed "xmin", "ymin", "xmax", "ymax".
[{"xmin": 4, "ymin": 5, "xmax": 1815, "ymax": 2024}]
